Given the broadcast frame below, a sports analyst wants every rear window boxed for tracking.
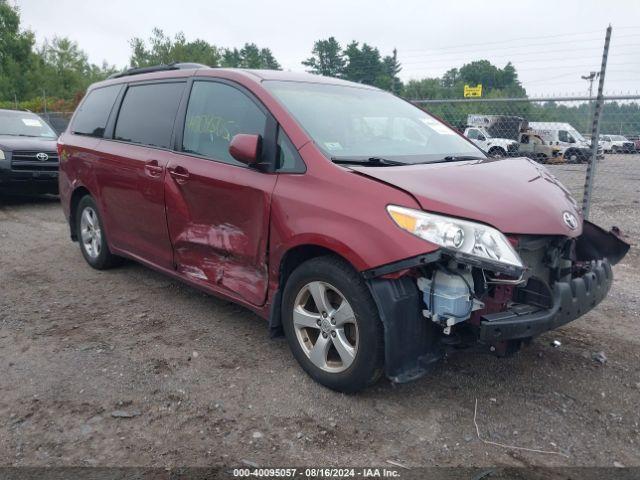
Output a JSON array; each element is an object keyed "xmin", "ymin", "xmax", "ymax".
[
  {"xmin": 114, "ymin": 82, "xmax": 185, "ymax": 149},
  {"xmin": 71, "ymin": 85, "xmax": 121, "ymax": 137}
]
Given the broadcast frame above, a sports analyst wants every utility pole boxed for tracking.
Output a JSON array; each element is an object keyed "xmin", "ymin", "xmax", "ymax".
[
  {"xmin": 582, "ymin": 26, "xmax": 611, "ymax": 220},
  {"xmin": 582, "ymin": 71, "xmax": 599, "ymax": 123},
  {"xmin": 42, "ymin": 89, "xmax": 48, "ymax": 115},
  {"xmin": 581, "ymin": 71, "xmax": 599, "ymax": 100}
]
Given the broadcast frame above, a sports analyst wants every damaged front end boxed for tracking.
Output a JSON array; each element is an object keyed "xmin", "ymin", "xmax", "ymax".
[{"xmin": 364, "ymin": 221, "xmax": 630, "ymax": 383}]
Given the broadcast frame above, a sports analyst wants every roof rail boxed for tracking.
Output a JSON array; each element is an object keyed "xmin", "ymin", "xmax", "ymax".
[{"xmin": 108, "ymin": 62, "xmax": 208, "ymax": 79}]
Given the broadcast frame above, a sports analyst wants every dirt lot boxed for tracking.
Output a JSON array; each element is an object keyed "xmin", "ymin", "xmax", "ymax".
[{"xmin": 0, "ymin": 155, "xmax": 638, "ymax": 468}]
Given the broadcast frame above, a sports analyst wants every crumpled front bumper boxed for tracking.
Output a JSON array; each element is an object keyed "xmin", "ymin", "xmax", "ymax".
[{"xmin": 479, "ymin": 260, "xmax": 613, "ymax": 343}]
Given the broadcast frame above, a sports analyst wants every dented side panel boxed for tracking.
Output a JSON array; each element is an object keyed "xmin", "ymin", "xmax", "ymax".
[{"xmin": 164, "ymin": 155, "xmax": 277, "ymax": 306}]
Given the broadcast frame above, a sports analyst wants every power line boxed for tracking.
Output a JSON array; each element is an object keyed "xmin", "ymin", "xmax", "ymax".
[
  {"xmin": 401, "ymin": 34, "xmax": 640, "ymax": 59},
  {"xmin": 401, "ymin": 52, "xmax": 639, "ymax": 69},
  {"xmin": 400, "ymin": 42, "xmax": 640, "ymax": 65},
  {"xmin": 401, "ymin": 28, "xmax": 610, "ymax": 54},
  {"xmin": 524, "ymin": 72, "xmax": 589, "ymax": 85},
  {"xmin": 404, "ymin": 61, "xmax": 634, "ymax": 76},
  {"xmin": 525, "ymin": 78, "xmax": 640, "ymax": 86}
]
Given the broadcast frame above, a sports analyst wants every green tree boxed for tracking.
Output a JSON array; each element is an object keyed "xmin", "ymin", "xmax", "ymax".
[
  {"xmin": 403, "ymin": 78, "xmax": 445, "ymax": 100},
  {"xmin": 221, "ymin": 43, "xmax": 280, "ymax": 69},
  {"xmin": 342, "ymin": 41, "xmax": 384, "ymax": 86},
  {"xmin": 0, "ymin": 0, "xmax": 37, "ymax": 100},
  {"xmin": 304, "ymin": 38, "xmax": 402, "ymax": 92},
  {"xmin": 444, "ymin": 60, "xmax": 526, "ymax": 98},
  {"xmin": 381, "ymin": 48, "xmax": 403, "ymax": 94},
  {"xmin": 130, "ymin": 30, "xmax": 280, "ymax": 70},
  {"xmin": 1, "ymin": 1, "xmax": 114, "ymax": 104},
  {"xmin": 302, "ymin": 37, "xmax": 345, "ymax": 77},
  {"xmin": 221, "ymin": 48, "xmax": 242, "ymax": 68},
  {"xmin": 130, "ymin": 28, "xmax": 222, "ymax": 67}
]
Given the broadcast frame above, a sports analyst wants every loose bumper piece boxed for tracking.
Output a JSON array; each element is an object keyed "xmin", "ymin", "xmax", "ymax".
[{"xmin": 479, "ymin": 260, "xmax": 613, "ymax": 342}]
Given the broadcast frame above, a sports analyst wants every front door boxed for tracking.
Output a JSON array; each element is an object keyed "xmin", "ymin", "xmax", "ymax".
[
  {"xmin": 164, "ymin": 80, "xmax": 277, "ymax": 306},
  {"xmin": 97, "ymin": 81, "xmax": 186, "ymax": 269}
]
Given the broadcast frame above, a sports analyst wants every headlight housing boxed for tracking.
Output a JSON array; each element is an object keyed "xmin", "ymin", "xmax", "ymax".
[
  {"xmin": 0, "ymin": 150, "xmax": 5, "ymax": 160},
  {"xmin": 387, "ymin": 205, "xmax": 523, "ymax": 271}
]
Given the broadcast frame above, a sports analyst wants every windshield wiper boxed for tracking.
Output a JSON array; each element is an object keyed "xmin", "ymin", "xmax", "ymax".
[
  {"xmin": 331, "ymin": 156, "xmax": 406, "ymax": 167},
  {"xmin": 4, "ymin": 134, "xmax": 42, "ymax": 138},
  {"xmin": 424, "ymin": 155, "xmax": 485, "ymax": 164}
]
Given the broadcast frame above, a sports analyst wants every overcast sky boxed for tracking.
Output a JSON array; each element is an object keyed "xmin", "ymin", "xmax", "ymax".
[{"xmin": 15, "ymin": 0, "xmax": 640, "ymax": 97}]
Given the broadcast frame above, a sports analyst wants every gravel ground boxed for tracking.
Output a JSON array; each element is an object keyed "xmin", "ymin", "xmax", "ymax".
[{"xmin": 0, "ymin": 155, "xmax": 638, "ymax": 468}]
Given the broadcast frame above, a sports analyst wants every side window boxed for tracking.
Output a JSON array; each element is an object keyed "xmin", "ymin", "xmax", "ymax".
[
  {"xmin": 114, "ymin": 82, "xmax": 185, "ymax": 148},
  {"xmin": 558, "ymin": 130, "xmax": 569, "ymax": 143},
  {"xmin": 182, "ymin": 81, "xmax": 267, "ymax": 165},
  {"xmin": 276, "ymin": 129, "xmax": 305, "ymax": 173},
  {"xmin": 71, "ymin": 85, "xmax": 121, "ymax": 137},
  {"xmin": 467, "ymin": 129, "xmax": 479, "ymax": 140}
]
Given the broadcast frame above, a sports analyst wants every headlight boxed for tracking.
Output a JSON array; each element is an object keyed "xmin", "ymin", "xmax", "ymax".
[
  {"xmin": 0, "ymin": 150, "xmax": 5, "ymax": 160},
  {"xmin": 387, "ymin": 205, "xmax": 523, "ymax": 270}
]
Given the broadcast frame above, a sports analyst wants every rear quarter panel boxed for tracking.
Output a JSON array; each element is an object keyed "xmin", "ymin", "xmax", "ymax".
[{"xmin": 57, "ymin": 133, "xmax": 103, "ymax": 221}]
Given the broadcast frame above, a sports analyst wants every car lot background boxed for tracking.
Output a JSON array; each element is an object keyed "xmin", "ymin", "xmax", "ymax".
[{"xmin": 0, "ymin": 153, "xmax": 638, "ymax": 467}]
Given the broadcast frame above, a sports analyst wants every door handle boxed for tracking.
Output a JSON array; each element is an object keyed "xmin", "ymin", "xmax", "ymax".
[
  {"xmin": 144, "ymin": 160, "xmax": 164, "ymax": 177},
  {"xmin": 168, "ymin": 166, "xmax": 190, "ymax": 183}
]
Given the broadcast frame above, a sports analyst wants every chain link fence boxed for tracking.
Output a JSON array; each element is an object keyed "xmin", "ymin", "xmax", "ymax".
[
  {"xmin": 34, "ymin": 97, "xmax": 639, "ymax": 237},
  {"xmin": 37, "ymin": 111, "xmax": 73, "ymax": 135},
  {"xmin": 412, "ymin": 95, "xmax": 640, "ymax": 237}
]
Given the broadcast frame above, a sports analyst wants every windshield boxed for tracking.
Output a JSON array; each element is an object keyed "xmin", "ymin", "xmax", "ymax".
[
  {"xmin": 568, "ymin": 128, "xmax": 586, "ymax": 143},
  {"xmin": 611, "ymin": 135, "xmax": 627, "ymax": 141},
  {"xmin": 0, "ymin": 111, "xmax": 57, "ymax": 138},
  {"xmin": 264, "ymin": 81, "xmax": 484, "ymax": 164}
]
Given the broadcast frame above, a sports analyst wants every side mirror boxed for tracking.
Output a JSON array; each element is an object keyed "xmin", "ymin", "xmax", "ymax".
[
  {"xmin": 229, "ymin": 134, "xmax": 261, "ymax": 166},
  {"xmin": 477, "ymin": 135, "xmax": 486, "ymax": 141}
]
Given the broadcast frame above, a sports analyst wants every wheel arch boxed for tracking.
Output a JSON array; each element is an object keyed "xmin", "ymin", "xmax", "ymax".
[
  {"xmin": 68, "ymin": 185, "xmax": 93, "ymax": 241},
  {"xmin": 487, "ymin": 146, "xmax": 507, "ymax": 157},
  {"xmin": 268, "ymin": 242, "xmax": 364, "ymax": 337}
]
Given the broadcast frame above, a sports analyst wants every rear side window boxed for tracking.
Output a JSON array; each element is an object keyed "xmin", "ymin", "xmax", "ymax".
[
  {"xmin": 183, "ymin": 81, "xmax": 266, "ymax": 165},
  {"xmin": 114, "ymin": 82, "xmax": 185, "ymax": 148},
  {"xmin": 71, "ymin": 85, "xmax": 121, "ymax": 137}
]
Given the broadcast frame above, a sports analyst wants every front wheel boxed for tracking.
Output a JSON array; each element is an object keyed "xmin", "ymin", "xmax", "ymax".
[
  {"xmin": 281, "ymin": 256, "xmax": 384, "ymax": 392},
  {"xmin": 76, "ymin": 195, "xmax": 121, "ymax": 270},
  {"xmin": 564, "ymin": 149, "xmax": 579, "ymax": 163},
  {"xmin": 488, "ymin": 147, "xmax": 506, "ymax": 158}
]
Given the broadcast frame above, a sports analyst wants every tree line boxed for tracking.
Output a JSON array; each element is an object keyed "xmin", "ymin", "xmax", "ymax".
[
  {"xmin": 1, "ymin": 1, "xmax": 638, "ymax": 135},
  {"xmin": 0, "ymin": 1, "xmax": 527, "ymax": 108}
]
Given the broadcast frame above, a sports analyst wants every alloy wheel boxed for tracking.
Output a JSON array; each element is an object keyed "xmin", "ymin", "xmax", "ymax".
[
  {"xmin": 292, "ymin": 281, "xmax": 359, "ymax": 373},
  {"xmin": 80, "ymin": 206, "xmax": 102, "ymax": 259}
]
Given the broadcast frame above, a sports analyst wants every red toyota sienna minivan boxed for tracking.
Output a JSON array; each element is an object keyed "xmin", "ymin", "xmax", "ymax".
[{"xmin": 58, "ymin": 64, "xmax": 628, "ymax": 392}]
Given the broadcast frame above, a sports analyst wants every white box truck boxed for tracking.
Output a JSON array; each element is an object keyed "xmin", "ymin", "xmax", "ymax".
[{"xmin": 528, "ymin": 122, "xmax": 602, "ymax": 163}]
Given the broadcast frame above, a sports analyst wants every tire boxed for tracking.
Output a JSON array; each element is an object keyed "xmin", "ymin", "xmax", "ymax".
[
  {"xmin": 75, "ymin": 195, "xmax": 121, "ymax": 270},
  {"xmin": 281, "ymin": 256, "xmax": 384, "ymax": 393},
  {"xmin": 488, "ymin": 147, "xmax": 506, "ymax": 158},
  {"xmin": 564, "ymin": 149, "xmax": 579, "ymax": 163}
]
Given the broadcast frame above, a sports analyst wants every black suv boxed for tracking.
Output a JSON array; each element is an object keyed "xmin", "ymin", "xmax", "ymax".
[{"xmin": 0, "ymin": 109, "xmax": 59, "ymax": 194}]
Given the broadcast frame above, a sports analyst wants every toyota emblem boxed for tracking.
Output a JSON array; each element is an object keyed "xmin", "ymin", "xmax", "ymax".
[
  {"xmin": 563, "ymin": 211, "xmax": 578, "ymax": 230},
  {"xmin": 36, "ymin": 152, "xmax": 49, "ymax": 162}
]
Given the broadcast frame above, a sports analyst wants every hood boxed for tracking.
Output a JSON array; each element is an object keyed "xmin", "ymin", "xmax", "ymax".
[
  {"xmin": 350, "ymin": 157, "xmax": 582, "ymax": 237},
  {"xmin": 0, "ymin": 136, "xmax": 58, "ymax": 152}
]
